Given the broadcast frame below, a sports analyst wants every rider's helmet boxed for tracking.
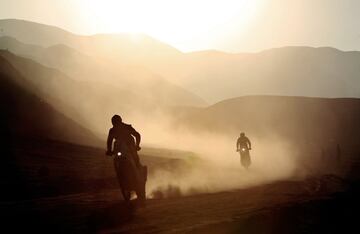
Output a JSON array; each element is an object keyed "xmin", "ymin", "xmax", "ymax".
[
  {"xmin": 240, "ymin": 132, "xmax": 245, "ymax": 137},
  {"xmin": 111, "ymin": 114, "xmax": 122, "ymax": 126}
]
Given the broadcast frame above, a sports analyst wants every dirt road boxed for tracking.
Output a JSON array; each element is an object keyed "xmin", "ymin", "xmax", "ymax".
[{"xmin": 1, "ymin": 174, "xmax": 349, "ymax": 233}]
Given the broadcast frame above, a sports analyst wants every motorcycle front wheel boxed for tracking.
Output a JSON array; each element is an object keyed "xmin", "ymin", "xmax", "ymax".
[{"xmin": 240, "ymin": 153, "xmax": 251, "ymax": 169}]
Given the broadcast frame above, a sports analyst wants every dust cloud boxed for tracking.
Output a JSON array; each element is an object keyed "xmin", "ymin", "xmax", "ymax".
[{"xmin": 130, "ymin": 113, "xmax": 300, "ymax": 198}]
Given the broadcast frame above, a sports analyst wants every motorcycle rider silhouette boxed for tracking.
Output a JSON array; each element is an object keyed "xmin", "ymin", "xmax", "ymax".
[
  {"xmin": 106, "ymin": 115, "xmax": 146, "ymax": 203},
  {"xmin": 106, "ymin": 115, "xmax": 141, "ymax": 167},
  {"xmin": 236, "ymin": 132, "xmax": 252, "ymax": 169}
]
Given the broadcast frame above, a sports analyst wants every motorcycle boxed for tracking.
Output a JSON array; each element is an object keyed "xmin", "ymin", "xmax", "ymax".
[
  {"xmin": 112, "ymin": 145, "xmax": 147, "ymax": 203},
  {"xmin": 237, "ymin": 147, "xmax": 251, "ymax": 169}
]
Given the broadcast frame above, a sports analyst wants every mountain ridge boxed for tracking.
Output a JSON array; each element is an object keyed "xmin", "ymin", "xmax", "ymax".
[{"xmin": 2, "ymin": 19, "xmax": 360, "ymax": 104}]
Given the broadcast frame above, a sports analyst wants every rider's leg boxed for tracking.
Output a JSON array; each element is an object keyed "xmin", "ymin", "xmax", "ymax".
[
  {"xmin": 133, "ymin": 152, "xmax": 141, "ymax": 168},
  {"xmin": 113, "ymin": 158, "xmax": 123, "ymax": 187}
]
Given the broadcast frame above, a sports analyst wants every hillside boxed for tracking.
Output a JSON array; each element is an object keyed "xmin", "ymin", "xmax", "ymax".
[
  {"xmin": 181, "ymin": 95, "xmax": 360, "ymax": 150},
  {"xmin": 0, "ymin": 55, "xmax": 100, "ymax": 146}
]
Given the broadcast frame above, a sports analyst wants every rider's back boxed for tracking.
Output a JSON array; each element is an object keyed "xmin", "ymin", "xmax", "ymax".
[
  {"xmin": 237, "ymin": 136, "xmax": 250, "ymax": 148},
  {"xmin": 110, "ymin": 123, "xmax": 136, "ymax": 150}
]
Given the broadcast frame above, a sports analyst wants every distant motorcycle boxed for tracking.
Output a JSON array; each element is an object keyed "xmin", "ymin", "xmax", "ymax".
[
  {"xmin": 112, "ymin": 145, "xmax": 147, "ymax": 203},
  {"xmin": 237, "ymin": 147, "xmax": 251, "ymax": 169}
]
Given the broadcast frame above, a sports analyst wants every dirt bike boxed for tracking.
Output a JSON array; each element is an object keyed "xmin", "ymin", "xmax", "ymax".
[
  {"xmin": 112, "ymin": 145, "xmax": 147, "ymax": 203},
  {"xmin": 237, "ymin": 147, "xmax": 251, "ymax": 169}
]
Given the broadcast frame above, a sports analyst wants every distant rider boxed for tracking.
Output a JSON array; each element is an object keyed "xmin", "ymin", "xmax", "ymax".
[
  {"xmin": 236, "ymin": 132, "xmax": 252, "ymax": 169},
  {"xmin": 236, "ymin": 132, "xmax": 251, "ymax": 151},
  {"xmin": 106, "ymin": 114, "xmax": 142, "ymax": 167}
]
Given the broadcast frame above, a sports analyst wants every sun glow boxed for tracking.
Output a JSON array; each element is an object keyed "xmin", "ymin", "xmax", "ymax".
[{"xmin": 76, "ymin": 0, "xmax": 263, "ymax": 51}]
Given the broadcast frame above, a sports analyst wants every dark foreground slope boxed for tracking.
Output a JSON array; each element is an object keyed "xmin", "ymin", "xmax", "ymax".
[
  {"xmin": 0, "ymin": 54, "xmax": 104, "ymax": 199},
  {"xmin": 0, "ymin": 55, "xmax": 100, "ymax": 146}
]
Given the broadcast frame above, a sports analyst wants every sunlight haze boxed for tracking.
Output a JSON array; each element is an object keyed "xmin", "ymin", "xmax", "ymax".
[
  {"xmin": 75, "ymin": 0, "xmax": 262, "ymax": 51},
  {"xmin": 1, "ymin": 0, "xmax": 360, "ymax": 52}
]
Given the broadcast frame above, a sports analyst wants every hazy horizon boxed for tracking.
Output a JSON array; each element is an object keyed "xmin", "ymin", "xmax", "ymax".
[{"xmin": 1, "ymin": 0, "xmax": 360, "ymax": 53}]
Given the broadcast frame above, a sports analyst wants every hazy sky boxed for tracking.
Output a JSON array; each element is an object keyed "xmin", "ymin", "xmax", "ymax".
[{"xmin": 0, "ymin": 0, "xmax": 359, "ymax": 52}]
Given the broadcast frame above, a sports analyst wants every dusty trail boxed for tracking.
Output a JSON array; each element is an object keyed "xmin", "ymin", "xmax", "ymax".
[
  {"xmin": 2, "ymin": 140, "xmax": 359, "ymax": 233},
  {"xmin": 1, "ymin": 174, "xmax": 346, "ymax": 233}
]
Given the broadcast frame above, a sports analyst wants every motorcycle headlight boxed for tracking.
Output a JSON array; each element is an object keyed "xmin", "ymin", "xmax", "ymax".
[
  {"xmin": 117, "ymin": 152, "xmax": 122, "ymax": 156},
  {"xmin": 241, "ymin": 148, "xmax": 246, "ymax": 152}
]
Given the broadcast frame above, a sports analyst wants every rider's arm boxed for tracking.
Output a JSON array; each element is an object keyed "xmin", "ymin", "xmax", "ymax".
[
  {"xmin": 130, "ymin": 126, "xmax": 141, "ymax": 149},
  {"xmin": 236, "ymin": 138, "xmax": 240, "ymax": 150},
  {"xmin": 106, "ymin": 129, "xmax": 114, "ymax": 154},
  {"xmin": 247, "ymin": 137, "xmax": 252, "ymax": 149}
]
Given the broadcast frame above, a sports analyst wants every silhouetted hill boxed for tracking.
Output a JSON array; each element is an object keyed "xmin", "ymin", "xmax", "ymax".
[
  {"xmin": 0, "ymin": 55, "xmax": 100, "ymax": 146},
  {"xmin": 182, "ymin": 95, "xmax": 360, "ymax": 150}
]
